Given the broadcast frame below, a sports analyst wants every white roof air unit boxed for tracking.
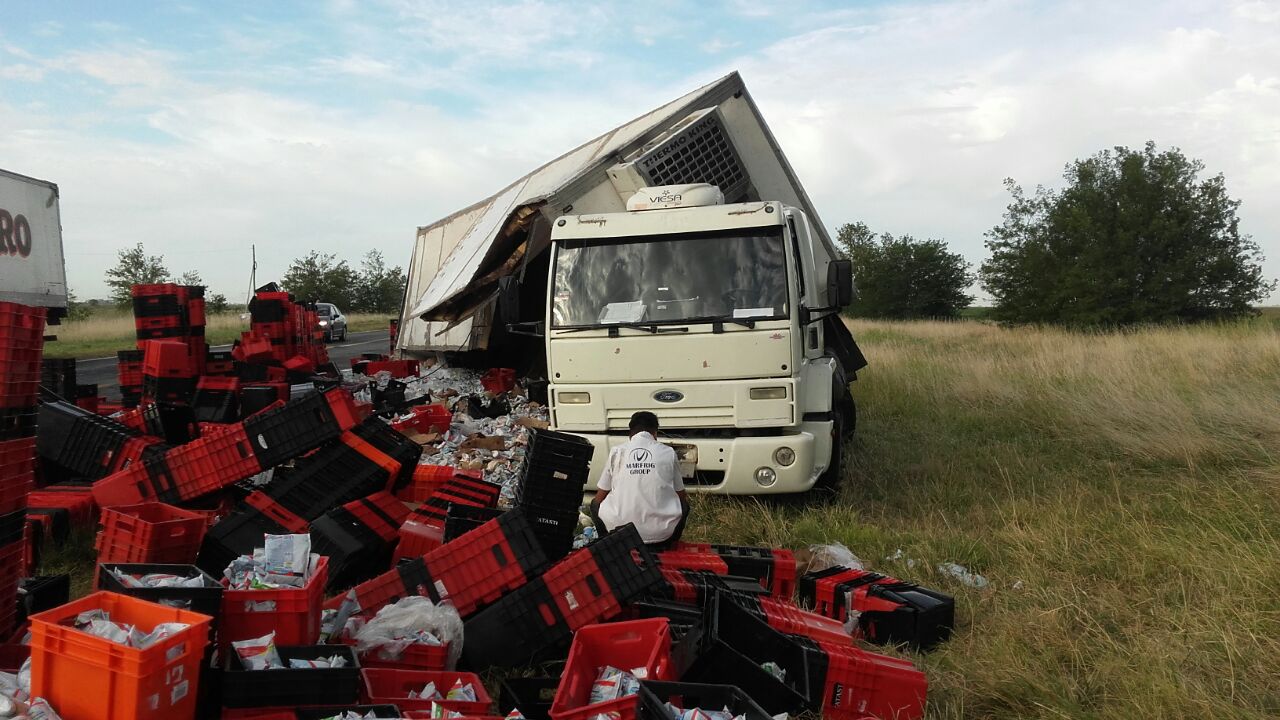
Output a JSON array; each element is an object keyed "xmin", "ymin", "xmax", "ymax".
[{"xmin": 607, "ymin": 107, "xmax": 753, "ymax": 204}]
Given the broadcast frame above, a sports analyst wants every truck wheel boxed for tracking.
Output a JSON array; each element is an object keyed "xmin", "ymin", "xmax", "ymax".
[{"xmin": 812, "ymin": 411, "xmax": 845, "ymax": 496}]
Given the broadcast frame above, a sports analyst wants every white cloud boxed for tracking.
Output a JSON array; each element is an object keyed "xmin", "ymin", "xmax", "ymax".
[
  {"xmin": 0, "ymin": 63, "xmax": 44, "ymax": 82},
  {"xmin": 2, "ymin": 0, "xmax": 1277, "ymax": 301}
]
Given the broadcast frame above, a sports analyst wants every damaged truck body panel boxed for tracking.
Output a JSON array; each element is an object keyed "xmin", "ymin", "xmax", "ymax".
[{"xmin": 400, "ymin": 71, "xmax": 865, "ymax": 495}]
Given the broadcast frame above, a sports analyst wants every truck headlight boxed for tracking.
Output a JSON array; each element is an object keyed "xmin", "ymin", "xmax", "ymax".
[
  {"xmin": 754, "ymin": 467, "xmax": 777, "ymax": 487},
  {"xmin": 773, "ymin": 447, "xmax": 796, "ymax": 467},
  {"xmin": 558, "ymin": 392, "xmax": 591, "ymax": 405},
  {"xmin": 750, "ymin": 387, "xmax": 787, "ymax": 400}
]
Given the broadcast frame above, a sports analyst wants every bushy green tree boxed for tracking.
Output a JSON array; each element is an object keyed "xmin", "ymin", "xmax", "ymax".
[
  {"xmin": 105, "ymin": 243, "xmax": 169, "ymax": 306},
  {"xmin": 208, "ymin": 293, "xmax": 229, "ymax": 314},
  {"xmin": 281, "ymin": 252, "xmax": 359, "ymax": 309},
  {"xmin": 837, "ymin": 222, "xmax": 972, "ymax": 319},
  {"xmin": 354, "ymin": 250, "xmax": 407, "ymax": 313},
  {"xmin": 981, "ymin": 142, "xmax": 1275, "ymax": 325}
]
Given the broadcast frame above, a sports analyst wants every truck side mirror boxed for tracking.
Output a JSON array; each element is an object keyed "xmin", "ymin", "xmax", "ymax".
[
  {"xmin": 827, "ymin": 259, "xmax": 854, "ymax": 308},
  {"xmin": 498, "ymin": 276, "xmax": 520, "ymax": 326}
]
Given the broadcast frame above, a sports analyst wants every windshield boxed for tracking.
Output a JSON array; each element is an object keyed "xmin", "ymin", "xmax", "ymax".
[
  {"xmin": 552, "ymin": 228, "xmax": 789, "ymax": 328},
  {"xmin": 317, "ymin": 305, "xmax": 333, "ymax": 316}
]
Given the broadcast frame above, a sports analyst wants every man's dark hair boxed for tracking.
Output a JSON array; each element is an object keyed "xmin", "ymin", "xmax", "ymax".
[{"xmin": 629, "ymin": 411, "xmax": 659, "ymax": 434}]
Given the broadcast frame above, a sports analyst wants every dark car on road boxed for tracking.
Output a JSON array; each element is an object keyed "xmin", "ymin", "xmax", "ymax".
[{"xmin": 316, "ymin": 303, "xmax": 347, "ymax": 342}]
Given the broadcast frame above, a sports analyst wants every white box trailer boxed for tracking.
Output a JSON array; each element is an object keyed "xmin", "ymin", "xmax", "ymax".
[
  {"xmin": 0, "ymin": 168, "xmax": 67, "ymax": 312},
  {"xmin": 399, "ymin": 72, "xmax": 867, "ymax": 495}
]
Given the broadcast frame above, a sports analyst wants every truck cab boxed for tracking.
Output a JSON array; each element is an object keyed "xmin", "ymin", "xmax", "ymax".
[{"xmin": 543, "ymin": 184, "xmax": 858, "ymax": 494}]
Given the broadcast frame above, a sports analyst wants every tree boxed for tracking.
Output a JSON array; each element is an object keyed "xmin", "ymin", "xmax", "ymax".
[
  {"xmin": 65, "ymin": 289, "xmax": 93, "ymax": 322},
  {"xmin": 208, "ymin": 293, "xmax": 229, "ymax": 314},
  {"xmin": 836, "ymin": 222, "xmax": 973, "ymax": 319},
  {"xmin": 981, "ymin": 142, "xmax": 1275, "ymax": 325},
  {"xmin": 354, "ymin": 250, "xmax": 407, "ymax": 313},
  {"xmin": 105, "ymin": 243, "xmax": 169, "ymax": 306},
  {"xmin": 281, "ymin": 252, "xmax": 359, "ymax": 309},
  {"xmin": 176, "ymin": 270, "xmax": 203, "ymax": 287}
]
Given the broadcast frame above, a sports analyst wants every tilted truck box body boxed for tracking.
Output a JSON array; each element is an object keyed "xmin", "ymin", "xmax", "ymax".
[{"xmin": 0, "ymin": 168, "xmax": 67, "ymax": 309}]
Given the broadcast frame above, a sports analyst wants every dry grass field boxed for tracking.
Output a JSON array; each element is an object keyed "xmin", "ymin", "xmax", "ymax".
[
  {"xmin": 43, "ymin": 309, "xmax": 392, "ymax": 358},
  {"xmin": 690, "ymin": 317, "xmax": 1280, "ymax": 719}
]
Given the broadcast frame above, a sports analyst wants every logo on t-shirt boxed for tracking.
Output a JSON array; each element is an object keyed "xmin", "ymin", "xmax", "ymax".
[{"xmin": 627, "ymin": 447, "xmax": 656, "ymax": 475}]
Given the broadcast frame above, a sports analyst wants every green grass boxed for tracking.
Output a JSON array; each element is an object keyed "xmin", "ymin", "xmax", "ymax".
[
  {"xmin": 36, "ymin": 316, "xmax": 1280, "ymax": 718},
  {"xmin": 43, "ymin": 309, "xmax": 394, "ymax": 358}
]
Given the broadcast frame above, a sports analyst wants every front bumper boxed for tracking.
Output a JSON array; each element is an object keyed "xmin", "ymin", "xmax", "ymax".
[{"xmin": 577, "ymin": 422, "xmax": 831, "ymax": 495}]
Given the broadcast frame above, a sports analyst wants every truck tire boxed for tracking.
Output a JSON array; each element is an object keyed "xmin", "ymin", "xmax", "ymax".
[{"xmin": 813, "ymin": 378, "xmax": 855, "ymax": 495}]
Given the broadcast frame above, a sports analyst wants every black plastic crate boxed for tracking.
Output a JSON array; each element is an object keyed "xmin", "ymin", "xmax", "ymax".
[
  {"xmin": 589, "ymin": 523, "xmax": 662, "ymax": 603},
  {"xmin": 18, "ymin": 575, "xmax": 70, "ymax": 619},
  {"xmin": 192, "ymin": 388, "xmax": 238, "ymax": 424},
  {"xmin": 36, "ymin": 401, "xmax": 134, "ymax": 478},
  {"xmin": 498, "ymin": 677, "xmax": 559, "ymax": 720},
  {"xmin": 310, "ymin": 510, "xmax": 396, "ymax": 593},
  {"xmin": 239, "ymin": 384, "xmax": 279, "ymax": 416},
  {"xmin": 681, "ymin": 592, "xmax": 812, "ymax": 715},
  {"xmin": 638, "ymin": 681, "xmax": 771, "ymax": 720},
  {"xmin": 196, "ymin": 505, "xmax": 291, "ymax": 576},
  {"xmin": 97, "ymin": 563, "xmax": 223, "ymax": 619},
  {"xmin": 131, "ymin": 294, "xmax": 183, "ymax": 318},
  {"xmin": 296, "ymin": 706, "xmax": 404, "ymax": 719},
  {"xmin": 248, "ymin": 296, "xmax": 291, "ymax": 323},
  {"xmin": 350, "ymin": 417, "xmax": 422, "ymax": 490},
  {"xmin": 143, "ymin": 375, "xmax": 197, "ymax": 404},
  {"xmin": 444, "ymin": 504, "xmax": 505, "ymax": 542},
  {"xmin": 243, "ymin": 390, "xmax": 342, "ymax": 467},
  {"xmin": 859, "ymin": 581, "xmax": 955, "ymax": 649},
  {"xmin": 461, "ymin": 578, "xmax": 571, "ymax": 669},
  {"xmin": 40, "ymin": 358, "xmax": 77, "ymax": 399},
  {"xmin": 266, "ymin": 445, "xmax": 392, "ymax": 521},
  {"xmin": 221, "ymin": 644, "xmax": 360, "ymax": 708}
]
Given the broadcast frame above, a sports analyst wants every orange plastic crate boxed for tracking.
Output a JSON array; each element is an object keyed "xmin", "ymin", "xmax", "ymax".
[
  {"xmin": 29, "ymin": 591, "xmax": 212, "ymax": 720},
  {"xmin": 97, "ymin": 502, "xmax": 208, "ymax": 564},
  {"xmin": 398, "ymin": 465, "xmax": 455, "ymax": 503}
]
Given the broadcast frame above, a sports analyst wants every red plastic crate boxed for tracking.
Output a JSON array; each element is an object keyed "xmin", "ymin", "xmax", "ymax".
[
  {"xmin": 361, "ymin": 669, "xmax": 491, "ymax": 714},
  {"xmin": 243, "ymin": 491, "xmax": 309, "ymax": 533},
  {"xmin": 358, "ymin": 641, "xmax": 450, "ymax": 671},
  {"xmin": 29, "ymin": 591, "xmax": 213, "ymax": 720},
  {"xmin": 27, "ymin": 486, "xmax": 97, "ymax": 529},
  {"xmin": 657, "ymin": 568, "xmax": 698, "ymax": 604},
  {"xmin": 541, "ymin": 550, "xmax": 624, "ymax": 630},
  {"xmin": 186, "ymin": 297, "xmax": 205, "ymax": 327},
  {"xmin": 480, "ymin": 368, "xmax": 516, "ymax": 395},
  {"xmin": 328, "ymin": 556, "xmax": 433, "ymax": 616},
  {"xmin": 342, "ymin": 434, "xmax": 405, "ymax": 493},
  {"xmin": 394, "ymin": 519, "xmax": 444, "ymax": 562},
  {"xmin": 810, "ymin": 641, "xmax": 928, "ymax": 720},
  {"xmin": 760, "ymin": 597, "xmax": 852, "ymax": 647},
  {"xmin": 550, "ymin": 619, "xmax": 673, "ymax": 720},
  {"xmin": 390, "ymin": 404, "xmax": 452, "ymax": 436},
  {"xmin": 421, "ymin": 516, "xmax": 543, "ymax": 617},
  {"xmin": 343, "ymin": 491, "xmax": 410, "ymax": 543},
  {"xmin": 325, "ymin": 388, "xmax": 361, "ymax": 431},
  {"xmin": 163, "ymin": 424, "xmax": 262, "ymax": 501},
  {"xmin": 397, "ymin": 465, "xmax": 455, "ymax": 503},
  {"xmin": 363, "ymin": 359, "xmax": 420, "ymax": 378},
  {"xmin": 655, "ymin": 549, "xmax": 730, "ymax": 575},
  {"xmin": 141, "ymin": 339, "xmax": 194, "ymax": 378},
  {"xmin": 219, "ymin": 556, "xmax": 328, "ymax": 659},
  {"xmin": 96, "ymin": 502, "xmax": 208, "ymax": 564}
]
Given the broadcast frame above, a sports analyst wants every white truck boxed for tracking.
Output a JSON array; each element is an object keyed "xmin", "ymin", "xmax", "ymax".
[
  {"xmin": 498, "ymin": 183, "xmax": 860, "ymax": 494},
  {"xmin": 400, "ymin": 72, "xmax": 866, "ymax": 495},
  {"xmin": 0, "ymin": 168, "xmax": 67, "ymax": 313}
]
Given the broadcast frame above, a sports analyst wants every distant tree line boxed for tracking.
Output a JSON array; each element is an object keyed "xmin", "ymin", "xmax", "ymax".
[
  {"xmin": 99, "ymin": 246, "xmax": 406, "ymax": 317},
  {"xmin": 840, "ymin": 142, "xmax": 1274, "ymax": 325}
]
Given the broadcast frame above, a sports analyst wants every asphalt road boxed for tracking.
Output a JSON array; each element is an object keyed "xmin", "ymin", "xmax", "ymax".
[{"xmin": 74, "ymin": 330, "xmax": 392, "ymax": 400}]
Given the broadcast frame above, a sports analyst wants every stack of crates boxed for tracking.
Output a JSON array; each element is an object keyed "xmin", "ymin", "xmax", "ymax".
[
  {"xmin": 131, "ymin": 283, "xmax": 206, "ymax": 376},
  {"xmin": 798, "ymin": 565, "xmax": 955, "ymax": 649},
  {"xmin": 461, "ymin": 523, "xmax": 661, "ymax": 668},
  {"xmin": 141, "ymin": 339, "xmax": 197, "ymax": 405},
  {"xmin": 191, "ymin": 375, "xmax": 239, "ymax": 423},
  {"xmin": 39, "ymin": 358, "xmax": 76, "ymax": 399},
  {"xmin": 672, "ymin": 542, "xmax": 798, "ymax": 599},
  {"xmin": 116, "ymin": 349, "xmax": 144, "ymax": 407},
  {"xmin": 36, "ymin": 400, "xmax": 136, "ymax": 480},
  {"xmin": 515, "ymin": 428, "xmax": 594, "ymax": 560},
  {"xmin": 0, "ymin": 301, "xmax": 44, "ymax": 638}
]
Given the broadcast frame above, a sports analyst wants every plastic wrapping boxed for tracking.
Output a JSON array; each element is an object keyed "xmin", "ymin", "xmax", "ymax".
[
  {"xmin": 805, "ymin": 543, "xmax": 863, "ymax": 574},
  {"xmin": 232, "ymin": 632, "xmax": 284, "ymax": 670},
  {"xmin": 352, "ymin": 596, "xmax": 464, "ymax": 669}
]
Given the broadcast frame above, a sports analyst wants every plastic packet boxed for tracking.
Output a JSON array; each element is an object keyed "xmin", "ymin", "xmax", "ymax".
[
  {"xmin": 409, "ymin": 681, "xmax": 441, "ymax": 700},
  {"xmin": 25, "ymin": 697, "xmax": 63, "ymax": 719},
  {"xmin": 445, "ymin": 679, "xmax": 476, "ymax": 702},
  {"xmin": 589, "ymin": 666, "xmax": 638, "ymax": 705},
  {"xmin": 805, "ymin": 543, "xmax": 863, "ymax": 574},
  {"xmin": 429, "ymin": 701, "xmax": 462, "ymax": 718},
  {"xmin": 0, "ymin": 667, "xmax": 26, "ymax": 702},
  {"xmin": 232, "ymin": 632, "xmax": 284, "ymax": 670},
  {"xmin": 505, "ymin": 710, "xmax": 526, "ymax": 720},
  {"xmin": 760, "ymin": 661, "xmax": 786, "ymax": 681},
  {"xmin": 353, "ymin": 596, "xmax": 463, "ymax": 669},
  {"xmin": 263, "ymin": 534, "xmax": 312, "ymax": 576},
  {"xmin": 287, "ymin": 655, "xmax": 348, "ymax": 669}
]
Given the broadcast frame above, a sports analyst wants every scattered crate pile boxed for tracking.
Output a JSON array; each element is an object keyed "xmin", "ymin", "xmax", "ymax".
[{"xmin": 4, "ymin": 286, "xmax": 955, "ymax": 719}]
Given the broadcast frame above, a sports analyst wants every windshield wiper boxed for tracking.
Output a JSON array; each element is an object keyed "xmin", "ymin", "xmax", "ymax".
[
  {"xmin": 684, "ymin": 314, "xmax": 757, "ymax": 331},
  {"xmin": 555, "ymin": 322, "xmax": 661, "ymax": 335}
]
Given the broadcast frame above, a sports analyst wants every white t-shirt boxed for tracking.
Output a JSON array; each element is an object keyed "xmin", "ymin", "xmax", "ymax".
[{"xmin": 597, "ymin": 432, "xmax": 685, "ymax": 543}]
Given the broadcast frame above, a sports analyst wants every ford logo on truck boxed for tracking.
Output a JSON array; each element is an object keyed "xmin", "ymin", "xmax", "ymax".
[{"xmin": 653, "ymin": 390, "xmax": 683, "ymax": 403}]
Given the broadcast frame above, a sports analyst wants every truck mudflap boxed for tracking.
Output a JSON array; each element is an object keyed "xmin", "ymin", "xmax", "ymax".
[{"xmin": 824, "ymin": 314, "xmax": 867, "ymax": 378}]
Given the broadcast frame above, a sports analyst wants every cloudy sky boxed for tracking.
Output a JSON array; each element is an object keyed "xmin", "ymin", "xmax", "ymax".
[{"xmin": 2, "ymin": 0, "xmax": 1277, "ymax": 302}]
